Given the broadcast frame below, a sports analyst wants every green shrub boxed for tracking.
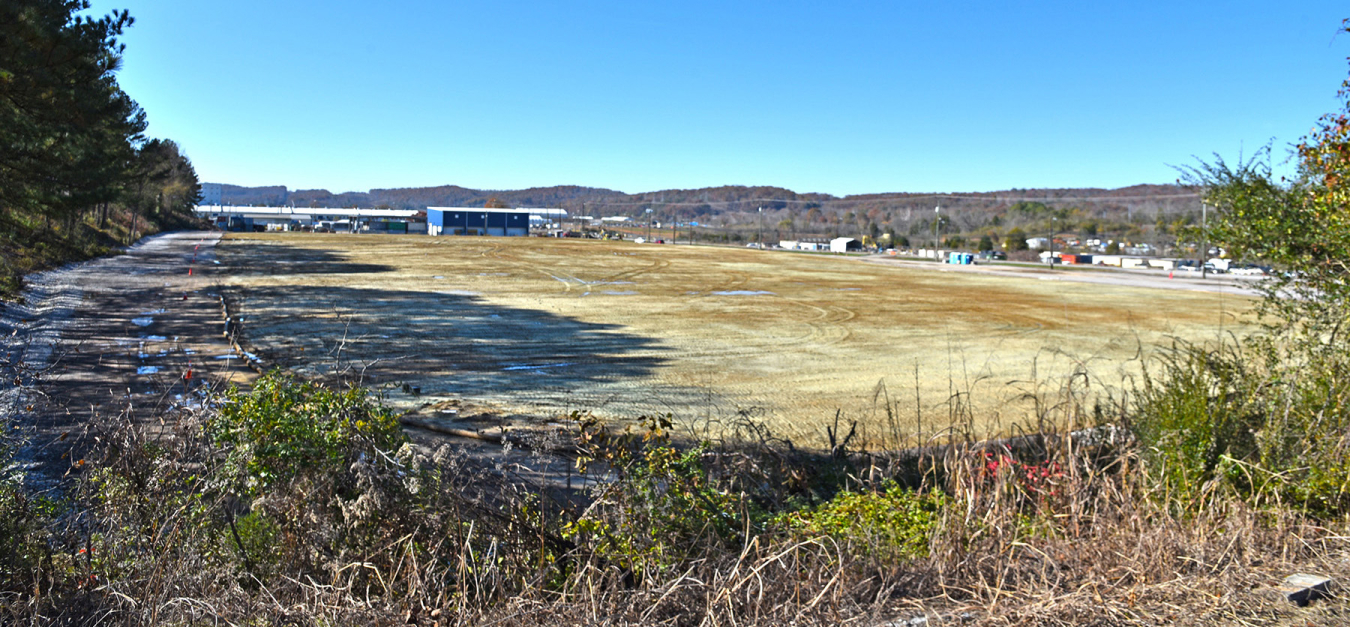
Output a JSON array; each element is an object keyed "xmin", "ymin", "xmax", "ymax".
[
  {"xmin": 0, "ymin": 474, "xmax": 64, "ymax": 592},
  {"xmin": 1133, "ymin": 340, "xmax": 1350, "ymax": 517},
  {"xmin": 774, "ymin": 481, "xmax": 948, "ymax": 560},
  {"xmin": 1132, "ymin": 342, "xmax": 1263, "ymax": 505},
  {"xmin": 207, "ymin": 370, "xmax": 405, "ymax": 496},
  {"xmin": 565, "ymin": 414, "xmax": 747, "ymax": 576}
]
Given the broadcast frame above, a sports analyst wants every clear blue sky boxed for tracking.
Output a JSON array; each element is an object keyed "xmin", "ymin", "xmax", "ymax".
[{"xmin": 92, "ymin": 1, "xmax": 1349, "ymax": 196}]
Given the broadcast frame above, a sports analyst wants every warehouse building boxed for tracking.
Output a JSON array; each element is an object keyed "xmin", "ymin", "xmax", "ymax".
[
  {"xmin": 193, "ymin": 206, "xmax": 422, "ymax": 232},
  {"xmin": 426, "ymin": 207, "xmax": 530, "ymax": 236},
  {"xmin": 426, "ymin": 207, "xmax": 567, "ymax": 236}
]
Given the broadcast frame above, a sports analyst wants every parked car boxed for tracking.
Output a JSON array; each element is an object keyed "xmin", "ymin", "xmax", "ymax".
[{"xmin": 1230, "ymin": 264, "xmax": 1269, "ymax": 276}]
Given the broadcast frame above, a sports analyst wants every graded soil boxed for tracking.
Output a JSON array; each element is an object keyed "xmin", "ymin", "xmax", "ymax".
[{"xmin": 216, "ymin": 234, "xmax": 1255, "ymax": 447}]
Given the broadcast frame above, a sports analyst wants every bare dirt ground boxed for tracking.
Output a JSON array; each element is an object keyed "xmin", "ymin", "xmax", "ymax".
[
  {"xmin": 215, "ymin": 233, "xmax": 1255, "ymax": 447},
  {"xmin": 2, "ymin": 231, "xmax": 254, "ymax": 485}
]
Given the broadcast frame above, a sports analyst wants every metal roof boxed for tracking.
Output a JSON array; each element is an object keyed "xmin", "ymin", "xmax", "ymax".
[{"xmin": 195, "ymin": 206, "xmax": 419, "ymax": 219}]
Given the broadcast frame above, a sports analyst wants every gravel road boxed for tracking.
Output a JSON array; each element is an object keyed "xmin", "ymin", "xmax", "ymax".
[{"xmin": 1, "ymin": 231, "xmax": 252, "ymax": 488}]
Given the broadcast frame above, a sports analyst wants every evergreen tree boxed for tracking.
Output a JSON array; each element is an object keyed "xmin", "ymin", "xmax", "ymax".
[{"xmin": 0, "ymin": 0, "xmax": 147, "ymax": 228}]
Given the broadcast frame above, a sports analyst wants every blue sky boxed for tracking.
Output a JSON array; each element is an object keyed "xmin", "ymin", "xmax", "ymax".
[{"xmin": 93, "ymin": 1, "xmax": 1349, "ymax": 195}]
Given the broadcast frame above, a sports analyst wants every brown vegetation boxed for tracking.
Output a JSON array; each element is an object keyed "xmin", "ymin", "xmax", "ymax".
[{"xmin": 216, "ymin": 233, "xmax": 1253, "ymax": 447}]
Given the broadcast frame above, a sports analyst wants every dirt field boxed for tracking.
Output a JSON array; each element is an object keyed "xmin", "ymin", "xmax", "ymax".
[{"xmin": 215, "ymin": 233, "xmax": 1256, "ymax": 447}]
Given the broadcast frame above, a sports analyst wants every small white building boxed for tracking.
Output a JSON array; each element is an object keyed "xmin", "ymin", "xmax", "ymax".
[{"xmin": 830, "ymin": 237, "xmax": 860, "ymax": 253}]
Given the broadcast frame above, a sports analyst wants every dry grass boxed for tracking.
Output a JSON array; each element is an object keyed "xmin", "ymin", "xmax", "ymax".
[
  {"xmin": 215, "ymin": 233, "xmax": 1254, "ymax": 448},
  {"xmin": 3, "ymin": 361, "xmax": 1343, "ymax": 627}
]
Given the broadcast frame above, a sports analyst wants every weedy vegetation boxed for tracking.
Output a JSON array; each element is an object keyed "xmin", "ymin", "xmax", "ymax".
[{"xmin": 3, "ymin": 9, "xmax": 1350, "ymax": 627}]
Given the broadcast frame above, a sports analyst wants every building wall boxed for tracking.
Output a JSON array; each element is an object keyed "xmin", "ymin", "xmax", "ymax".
[
  {"xmin": 199, "ymin": 183, "xmax": 223, "ymax": 206},
  {"xmin": 427, "ymin": 208, "xmax": 529, "ymax": 236}
]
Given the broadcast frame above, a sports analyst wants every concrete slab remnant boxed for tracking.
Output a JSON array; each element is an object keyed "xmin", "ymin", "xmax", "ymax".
[{"xmin": 1278, "ymin": 573, "xmax": 1334, "ymax": 606}]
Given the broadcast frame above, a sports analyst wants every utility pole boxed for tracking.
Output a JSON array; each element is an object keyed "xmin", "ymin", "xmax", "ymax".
[{"xmin": 646, "ymin": 208, "xmax": 653, "ymax": 242}]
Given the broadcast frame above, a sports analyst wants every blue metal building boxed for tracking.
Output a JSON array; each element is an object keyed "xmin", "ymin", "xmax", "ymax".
[{"xmin": 427, "ymin": 207, "xmax": 531, "ymax": 236}]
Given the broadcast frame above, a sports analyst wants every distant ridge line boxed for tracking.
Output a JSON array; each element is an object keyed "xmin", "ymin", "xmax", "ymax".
[{"xmin": 576, "ymin": 192, "xmax": 1201, "ymax": 207}]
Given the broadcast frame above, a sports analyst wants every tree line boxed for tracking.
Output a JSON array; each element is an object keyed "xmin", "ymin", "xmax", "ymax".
[{"xmin": 0, "ymin": 0, "xmax": 199, "ymax": 247}]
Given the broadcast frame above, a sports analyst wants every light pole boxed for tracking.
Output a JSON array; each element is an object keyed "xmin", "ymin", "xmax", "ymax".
[
  {"xmin": 934, "ymin": 206, "xmax": 941, "ymax": 252},
  {"xmin": 1200, "ymin": 201, "xmax": 1208, "ymax": 279},
  {"xmin": 645, "ymin": 208, "xmax": 653, "ymax": 242},
  {"xmin": 1048, "ymin": 216, "xmax": 1056, "ymax": 268},
  {"xmin": 757, "ymin": 206, "xmax": 764, "ymax": 249}
]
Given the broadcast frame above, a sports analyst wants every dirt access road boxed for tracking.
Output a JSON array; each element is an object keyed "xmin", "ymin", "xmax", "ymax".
[
  {"xmin": 2, "ymin": 231, "xmax": 252, "ymax": 485},
  {"xmin": 1, "ymin": 231, "xmax": 573, "ymax": 491},
  {"xmin": 865, "ymin": 255, "xmax": 1265, "ymax": 298}
]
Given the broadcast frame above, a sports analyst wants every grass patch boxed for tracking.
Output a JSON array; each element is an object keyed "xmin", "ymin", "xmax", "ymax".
[{"xmin": 0, "ymin": 363, "xmax": 1344, "ymax": 625}]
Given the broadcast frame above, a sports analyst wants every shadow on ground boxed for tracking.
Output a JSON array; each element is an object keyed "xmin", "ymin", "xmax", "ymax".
[
  {"xmin": 218, "ymin": 241, "xmax": 396, "ymax": 276},
  {"xmin": 227, "ymin": 285, "xmax": 671, "ymax": 400}
]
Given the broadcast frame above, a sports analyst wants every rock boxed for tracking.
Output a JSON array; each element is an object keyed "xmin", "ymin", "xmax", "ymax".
[{"xmin": 1276, "ymin": 573, "xmax": 1334, "ymax": 606}]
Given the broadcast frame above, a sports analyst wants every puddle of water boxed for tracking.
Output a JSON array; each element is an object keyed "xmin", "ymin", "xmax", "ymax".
[
  {"xmin": 213, "ymin": 354, "xmax": 238, "ymax": 360},
  {"xmin": 184, "ymin": 349, "xmax": 196, "ymax": 355},
  {"xmin": 712, "ymin": 290, "xmax": 775, "ymax": 296},
  {"xmin": 138, "ymin": 353, "xmax": 150, "ymax": 359},
  {"xmin": 131, "ymin": 317, "xmax": 153, "ymax": 327},
  {"xmin": 136, "ymin": 366, "xmax": 159, "ymax": 375},
  {"xmin": 603, "ymin": 291, "xmax": 637, "ymax": 295},
  {"xmin": 142, "ymin": 335, "xmax": 167, "ymax": 341},
  {"xmin": 141, "ymin": 309, "xmax": 167, "ymax": 315},
  {"xmin": 433, "ymin": 276, "xmax": 445, "ymax": 279}
]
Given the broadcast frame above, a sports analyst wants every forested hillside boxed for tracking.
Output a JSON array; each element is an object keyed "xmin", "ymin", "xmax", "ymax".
[
  {"xmin": 221, "ymin": 180, "xmax": 1202, "ymax": 250},
  {"xmin": 0, "ymin": 1, "xmax": 200, "ymax": 297}
]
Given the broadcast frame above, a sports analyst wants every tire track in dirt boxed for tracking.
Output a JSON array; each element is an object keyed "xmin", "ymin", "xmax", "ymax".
[
  {"xmin": 483, "ymin": 245, "xmax": 584, "ymax": 294},
  {"xmin": 6, "ymin": 231, "xmax": 252, "ymax": 487},
  {"xmin": 696, "ymin": 270, "xmax": 749, "ymax": 295},
  {"xmin": 669, "ymin": 293, "xmax": 837, "ymax": 367},
  {"xmin": 599, "ymin": 257, "xmax": 670, "ymax": 285}
]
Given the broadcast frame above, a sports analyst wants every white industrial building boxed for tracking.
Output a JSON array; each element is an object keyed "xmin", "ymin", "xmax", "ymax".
[
  {"xmin": 193, "ymin": 206, "xmax": 423, "ymax": 232},
  {"xmin": 199, "ymin": 183, "xmax": 223, "ymax": 206}
]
